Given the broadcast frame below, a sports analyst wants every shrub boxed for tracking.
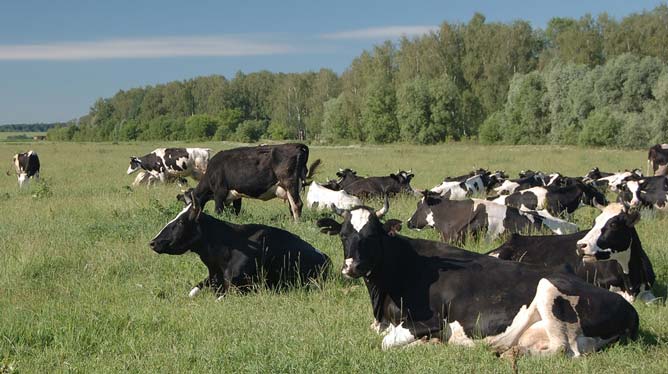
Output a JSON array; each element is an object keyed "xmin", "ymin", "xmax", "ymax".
[{"xmin": 232, "ymin": 120, "xmax": 268, "ymax": 143}]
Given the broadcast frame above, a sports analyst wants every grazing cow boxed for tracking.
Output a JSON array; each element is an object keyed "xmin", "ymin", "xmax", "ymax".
[
  {"xmin": 127, "ymin": 148, "xmax": 211, "ymax": 184},
  {"xmin": 306, "ymin": 181, "xmax": 362, "ymax": 210},
  {"xmin": 494, "ymin": 171, "xmax": 549, "ymax": 195},
  {"xmin": 407, "ymin": 193, "xmax": 577, "ymax": 242},
  {"xmin": 619, "ymin": 176, "xmax": 668, "ymax": 210},
  {"xmin": 8, "ymin": 150, "xmax": 40, "ymax": 188},
  {"xmin": 187, "ymin": 143, "xmax": 320, "ymax": 220},
  {"xmin": 430, "ymin": 170, "xmax": 507, "ymax": 199},
  {"xmin": 648, "ymin": 144, "xmax": 668, "ymax": 176},
  {"xmin": 492, "ymin": 181, "xmax": 607, "ymax": 215},
  {"xmin": 150, "ymin": 191, "xmax": 330, "ymax": 299},
  {"xmin": 487, "ymin": 204, "xmax": 656, "ymax": 303},
  {"xmin": 316, "ymin": 200, "xmax": 638, "ymax": 355},
  {"xmin": 344, "ymin": 170, "xmax": 415, "ymax": 197}
]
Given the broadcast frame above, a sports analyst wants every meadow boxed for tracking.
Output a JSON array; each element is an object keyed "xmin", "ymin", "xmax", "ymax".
[{"xmin": 1, "ymin": 141, "xmax": 668, "ymax": 373}]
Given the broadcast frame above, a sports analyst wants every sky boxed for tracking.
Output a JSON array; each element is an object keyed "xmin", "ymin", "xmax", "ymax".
[{"xmin": 0, "ymin": 0, "xmax": 665, "ymax": 124}]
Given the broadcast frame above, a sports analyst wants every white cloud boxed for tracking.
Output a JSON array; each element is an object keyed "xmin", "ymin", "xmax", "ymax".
[
  {"xmin": 0, "ymin": 36, "xmax": 296, "ymax": 61},
  {"xmin": 321, "ymin": 25, "xmax": 438, "ymax": 40}
]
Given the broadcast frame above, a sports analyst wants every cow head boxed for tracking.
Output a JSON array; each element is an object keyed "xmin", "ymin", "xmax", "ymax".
[
  {"xmin": 583, "ymin": 167, "xmax": 602, "ymax": 183},
  {"xmin": 406, "ymin": 191, "xmax": 441, "ymax": 230},
  {"xmin": 316, "ymin": 197, "xmax": 389, "ymax": 278},
  {"xmin": 391, "ymin": 170, "xmax": 415, "ymax": 191},
  {"xmin": 127, "ymin": 157, "xmax": 142, "ymax": 175},
  {"xmin": 579, "ymin": 180, "xmax": 608, "ymax": 208},
  {"xmin": 336, "ymin": 168, "xmax": 357, "ymax": 179},
  {"xmin": 149, "ymin": 191, "xmax": 203, "ymax": 255},
  {"xmin": 576, "ymin": 203, "xmax": 640, "ymax": 268}
]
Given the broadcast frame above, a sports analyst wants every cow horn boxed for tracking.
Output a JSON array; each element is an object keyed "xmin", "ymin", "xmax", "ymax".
[
  {"xmin": 339, "ymin": 168, "xmax": 344, "ymax": 172},
  {"xmin": 376, "ymin": 195, "xmax": 389, "ymax": 218}
]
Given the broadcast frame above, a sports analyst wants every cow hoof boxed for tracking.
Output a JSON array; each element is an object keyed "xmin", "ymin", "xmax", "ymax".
[{"xmin": 188, "ymin": 286, "xmax": 201, "ymax": 298}]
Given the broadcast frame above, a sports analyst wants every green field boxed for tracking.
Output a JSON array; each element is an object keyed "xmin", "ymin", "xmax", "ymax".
[
  {"xmin": 1, "ymin": 141, "xmax": 667, "ymax": 372},
  {"xmin": 0, "ymin": 132, "xmax": 46, "ymax": 142}
]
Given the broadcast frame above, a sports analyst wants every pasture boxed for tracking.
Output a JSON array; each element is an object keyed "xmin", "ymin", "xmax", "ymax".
[{"xmin": 1, "ymin": 141, "xmax": 668, "ymax": 372}]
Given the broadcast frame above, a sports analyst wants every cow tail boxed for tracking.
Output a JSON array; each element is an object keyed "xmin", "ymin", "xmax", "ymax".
[
  {"xmin": 305, "ymin": 159, "xmax": 322, "ymax": 184},
  {"xmin": 297, "ymin": 145, "xmax": 309, "ymax": 189}
]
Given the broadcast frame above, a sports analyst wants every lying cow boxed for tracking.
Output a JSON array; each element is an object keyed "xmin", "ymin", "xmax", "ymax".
[
  {"xmin": 491, "ymin": 181, "xmax": 607, "ymax": 215},
  {"xmin": 149, "ymin": 191, "xmax": 330, "ymax": 299},
  {"xmin": 494, "ymin": 171, "xmax": 549, "ymax": 195},
  {"xmin": 487, "ymin": 203, "xmax": 656, "ymax": 303},
  {"xmin": 8, "ymin": 150, "xmax": 40, "ymax": 188},
  {"xmin": 430, "ymin": 170, "xmax": 507, "ymax": 199},
  {"xmin": 407, "ymin": 193, "xmax": 577, "ymax": 243},
  {"xmin": 127, "ymin": 148, "xmax": 211, "ymax": 185},
  {"xmin": 619, "ymin": 176, "xmax": 668, "ymax": 210},
  {"xmin": 306, "ymin": 181, "xmax": 362, "ymax": 210},
  {"xmin": 648, "ymin": 144, "xmax": 668, "ymax": 176},
  {"xmin": 187, "ymin": 143, "xmax": 320, "ymax": 220},
  {"xmin": 583, "ymin": 168, "xmax": 642, "ymax": 192},
  {"xmin": 344, "ymin": 170, "xmax": 415, "ymax": 197},
  {"xmin": 316, "ymin": 200, "xmax": 638, "ymax": 356},
  {"xmin": 321, "ymin": 168, "xmax": 364, "ymax": 191}
]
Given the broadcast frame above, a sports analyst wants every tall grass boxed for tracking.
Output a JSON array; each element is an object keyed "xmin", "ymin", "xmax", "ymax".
[{"xmin": 1, "ymin": 141, "xmax": 667, "ymax": 372}]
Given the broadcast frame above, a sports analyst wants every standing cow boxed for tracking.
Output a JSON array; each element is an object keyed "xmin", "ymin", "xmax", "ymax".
[
  {"xmin": 127, "ymin": 148, "xmax": 211, "ymax": 185},
  {"xmin": 187, "ymin": 143, "xmax": 320, "ymax": 220},
  {"xmin": 648, "ymin": 144, "xmax": 668, "ymax": 176},
  {"xmin": 8, "ymin": 150, "xmax": 40, "ymax": 188}
]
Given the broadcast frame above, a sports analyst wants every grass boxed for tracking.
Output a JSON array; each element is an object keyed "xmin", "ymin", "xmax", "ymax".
[
  {"xmin": 1, "ymin": 141, "xmax": 668, "ymax": 372},
  {"xmin": 0, "ymin": 132, "xmax": 46, "ymax": 142}
]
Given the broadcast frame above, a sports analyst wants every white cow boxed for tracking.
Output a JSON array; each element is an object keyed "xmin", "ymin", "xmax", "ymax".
[{"xmin": 307, "ymin": 181, "xmax": 362, "ymax": 210}]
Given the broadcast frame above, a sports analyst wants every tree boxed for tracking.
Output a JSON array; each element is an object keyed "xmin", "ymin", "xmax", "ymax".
[{"xmin": 185, "ymin": 114, "xmax": 218, "ymax": 140}]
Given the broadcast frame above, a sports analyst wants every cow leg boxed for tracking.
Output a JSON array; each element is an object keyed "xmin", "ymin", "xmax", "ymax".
[
  {"xmin": 232, "ymin": 199, "xmax": 242, "ymax": 215},
  {"xmin": 382, "ymin": 318, "xmax": 442, "ymax": 350},
  {"xmin": 284, "ymin": 183, "xmax": 303, "ymax": 220},
  {"xmin": 213, "ymin": 190, "xmax": 229, "ymax": 214},
  {"xmin": 189, "ymin": 276, "xmax": 211, "ymax": 298},
  {"xmin": 17, "ymin": 173, "xmax": 27, "ymax": 188}
]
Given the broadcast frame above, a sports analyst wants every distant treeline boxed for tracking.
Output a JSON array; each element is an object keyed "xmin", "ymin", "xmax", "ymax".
[
  {"xmin": 1, "ymin": 123, "xmax": 58, "ymax": 132},
  {"xmin": 48, "ymin": 6, "xmax": 668, "ymax": 147}
]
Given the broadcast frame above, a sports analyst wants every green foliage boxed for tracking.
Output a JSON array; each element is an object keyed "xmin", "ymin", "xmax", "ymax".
[
  {"xmin": 501, "ymin": 72, "xmax": 549, "ymax": 144},
  {"xmin": 266, "ymin": 121, "xmax": 292, "ymax": 140},
  {"xmin": 578, "ymin": 108, "xmax": 623, "ymax": 146},
  {"xmin": 478, "ymin": 111, "xmax": 505, "ymax": 144},
  {"xmin": 185, "ymin": 114, "xmax": 218, "ymax": 140},
  {"xmin": 362, "ymin": 76, "xmax": 399, "ymax": 143},
  {"xmin": 232, "ymin": 120, "xmax": 268, "ymax": 143}
]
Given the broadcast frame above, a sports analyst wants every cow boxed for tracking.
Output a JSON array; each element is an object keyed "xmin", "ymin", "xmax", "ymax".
[
  {"xmin": 127, "ymin": 148, "xmax": 211, "ymax": 185},
  {"xmin": 8, "ymin": 150, "xmax": 40, "ymax": 188},
  {"xmin": 493, "ymin": 171, "xmax": 549, "ymax": 195},
  {"xmin": 343, "ymin": 170, "xmax": 416, "ymax": 197},
  {"xmin": 149, "ymin": 190, "xmax": 330, "ymax": 300},
  {"xmin": 321, "ymin": 168, "xmax": 365, "ymax": 191},
  {"xmin": 186, "ymin": 143, "xmax": 320, "ymax": 220},
  {"xmin": 316, "ymin": 200, "xmax": 638, "ymax": 356},
  {"xmin": 306, "ymin": 181, "xmax": 362, "ymax": 210},
  {"xmin": 619, "ymin": 176, "xmax": 668, "ymax": 210},
  {"xmin": 430, "ymin": 170, "xmax": 507, "ymax": 199},
  {"xmin": 407, "ymin": 193, "xmax": 577, "ymax": 243},
  {"xmin": 648, "ymin": 144, "xmax": 668, "ymax": 176},
  {"xmin": 487, "ymin": 203, "xmax": 656, "ymax": 303},
  {"xmin": 583, "ymin": 168, "xmax": 642, "ymax": 192},
  {"xmin": 491, "ymin": 181, "xmax": 607, "ymax": 215}
]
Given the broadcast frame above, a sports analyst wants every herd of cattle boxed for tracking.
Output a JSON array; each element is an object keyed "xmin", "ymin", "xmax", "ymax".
[{"xmin": 8, "ymin": 143, "xmax": 668, "ymax": 358}]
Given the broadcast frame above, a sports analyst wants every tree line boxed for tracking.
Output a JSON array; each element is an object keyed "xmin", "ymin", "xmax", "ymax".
[
  {"xmin": 0, "ymin": 123, "xmax": 58, "ymax": 132},
  {"xmin": 48, "ymin": 5, "xmax": 668, "ymax": 147}
]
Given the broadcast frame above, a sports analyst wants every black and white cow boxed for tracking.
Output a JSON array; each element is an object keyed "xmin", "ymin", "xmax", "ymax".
[
  {"xmin": 583, "ymin": 168, "xmax": 642, "ymax": 192},
  {"xmin": 619, "ymin": 176, "xmax": 668, "ymax": 210},
  {"xmin": 187, "ymin": 143, "xmax": 320, "ymax": 220},
  {"xmin": 321, "ymin": 168, "xmax": 365, "ymax": 191},
  {"xmin": 648, "ymin": 144, "xmax": 668, "ymax": 176},
  {"xmin": 9, "ymin": 150, "xmax": 40, "ymax": 188},
  {"xmin": 430, "ymin": 170, "xmax": 507, "ymax": 199},
  {"xmin": 487, "ymin": 203, "xmax": 656, "ymax": 303},
  {"xmin": 316, "ymin": 201, "xmax": 638, "ymax": 355},
  {"xmin": 127, "ymin": 148, "xmax": 211, "ymax": 185},
  {"xmin": 493, "ymin": 171, "xmax": 550, "ymax": 195},
  {"xmin": 150, "ymin": 191, "xmax": 330, "ymax": 299},
  {"xmin": 492, "ymin": 181, "xmax": 607, "ymax": 215},
  {"xmin": 407, "ymin": 193, "xmax": 577, "ymax": 242},
  {"xmin": 343, "ymin": 170, "xmax": 416, "ymax": 197}
]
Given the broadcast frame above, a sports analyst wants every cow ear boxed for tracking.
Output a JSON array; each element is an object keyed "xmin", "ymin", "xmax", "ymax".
[
  {"xmin": 383, "ymin": 219, "xmax": 402, "ymax": 236},
  {"xmin": 316, "ymin": 218, "xmax": 341, "ymax": 235},
  {"xmin": 625, "ymin": 209, "xmax": 641, "ymax": 227}
]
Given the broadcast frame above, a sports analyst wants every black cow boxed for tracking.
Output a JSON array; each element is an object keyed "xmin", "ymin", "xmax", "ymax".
[
  {"xmin": 316, "ymin": 200, "xmax": 638, "ymax": 356},
  {"xmin": 619, "ymin": 176, "xmax": 668, "ymax": 210},
  {"xmin": 150, "ymin": 191, "xmax": 330, "ymax": 299},
  {"xmin": 127, "ymin": 148, "xmax": 211, "ymax": 185},
  {"xmin": 487, "ymin": 203, "xmax": 656, "ymax": 303},
  {"xmin": 187, "ymin": 143, "xmax": 320, "ymax": 220},
  {"xmin": 407, "ymin": 193, "xmax": 577, "ymax": 242},
  {"xmin": 343, "ymin": 170, "xmax": 415, "ymax": 197},
  {"xmin": 321, "ymin": 168, "xmax": 364, "ymax": 191},
  {"xmin": 648, "ymin": 144, "xmax": 668, "ymax": 176},
  {"xmin": 492, "ymin": 181, "xmax": 607, "ymax": 215},
  {"xmin": 9, "ymin": 150, "xmax": 40, "ymax": 188}
]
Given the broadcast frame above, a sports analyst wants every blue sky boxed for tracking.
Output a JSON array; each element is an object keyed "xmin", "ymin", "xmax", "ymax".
[{"xmin": 0, "ymin": 0, "xmax": 664, "ymax": 124}]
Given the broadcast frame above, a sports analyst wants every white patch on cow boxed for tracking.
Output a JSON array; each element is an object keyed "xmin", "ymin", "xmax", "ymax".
[
  {"xmin": 306, "ymin": 182, "xmax": 362, "ymax": 210},
  {"xmin": 576, "ymin": 203, "xmax": 626, "ymax": 259},
  {"xmin": 626, "ymin": 180, "xmax": 642, "ymax": 206},
  {"xmin": 472, "ymin": 200, "xmax": 507, "ymax": 241},
  {"xmin": 546, "ymin": 173, "xmax": 560, "ymax": 186},
  {"xmin": 342, "ymin": 258, "xmax": 354, "ymax": 276},
  {"xmin": 188, "ymin": 286, "xmax": 201, "ymax": 298},
  {"xmin": 609, "ymin": 244, "xmax": 632, "ymax": 274},
  {"xmin": 350, "ymin": 209, "xmax": 372, "ymax": 232},
  {"xmin": 431, "ymin": 181, "xmax": 468, "ymax": 199},
  {"xmin": 661, "ymin": 144, "xmax": 668, "ymax": 150},
  {"xmin": 492, "ymin": 195, "xmax": 508, "ymax": 205},
  {"xmin": 464, "ymin": 175, "xmax": 484, "ymax": 195},
  {"xmin": 523, "ymin": 187, "xmax": 548, "ymax": 210},
  {"xmin": 609, "ymin": 286, "xmax": 635, "ymax": 303},
  {"xmin": 151, "ymin": 204, "xmax": 192, "ymax": 241},
  {"xmin": 426, "ymin": 212, "xmax": 436, "ymax": 227},
  {"xmin": 533, "ymin": 210, "xmax": 578, "ymax": 235},
  {"xmin": 444, "ymin": 321, "xmax": 474, "ymax": 346},
  {"xmin": 494, "ymin": 180, "xmax": 520, "ymax": 195},
  {"xmin": 17, "ymin": 173, "xmax": 28, "ymax": 188},
  {"xmin": 381, "ymin": 322, "xmax": 416, "ymax": 350}
]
